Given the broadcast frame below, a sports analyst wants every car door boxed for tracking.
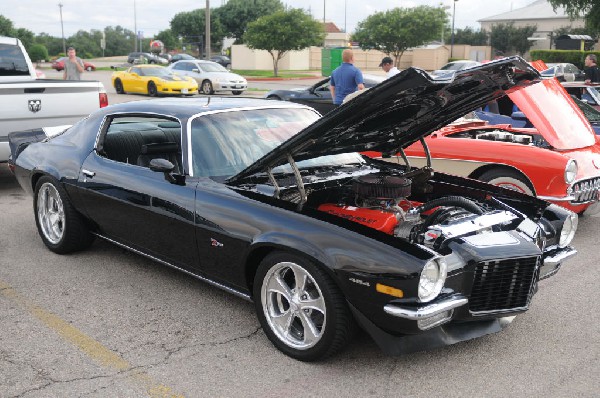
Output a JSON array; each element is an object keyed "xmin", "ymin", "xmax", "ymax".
[
  {"xmin": 76, "ymin": 115, "xmax": 200, "ymax": 269},
  {"xmin": 291, "ymin": 80, "xmax": 335, "ymax": 114}
]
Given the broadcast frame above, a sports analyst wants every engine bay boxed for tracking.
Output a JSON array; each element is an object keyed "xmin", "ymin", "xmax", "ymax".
[{"xmin": 448, "ymin": 128, "xmax": 550, "ymax": 148}]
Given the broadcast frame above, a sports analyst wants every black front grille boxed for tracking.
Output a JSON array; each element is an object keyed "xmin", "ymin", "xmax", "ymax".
[{"xmin": 470, "ymin": 257, "xmax": 539, "ymax": 314}]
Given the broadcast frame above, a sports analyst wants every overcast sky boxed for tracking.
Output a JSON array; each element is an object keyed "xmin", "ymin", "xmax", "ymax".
[{"xmin": 2, "ymin": 0, "xmax": 534, "ymax": 39}]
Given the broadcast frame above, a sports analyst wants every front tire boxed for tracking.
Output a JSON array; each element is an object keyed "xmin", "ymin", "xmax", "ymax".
[
  {"xmin": 34, "ymin": 176, "xmax": 94, "ymax": 254},
  {"xmin": 253, "ymin": 252, "xmax": 354, "ymax": 361},
  {"xmin": 200, "ymin": 80, "xmax": 214, "ymax": 95},
  {"xmin": 232, "ymin": 90, "xmax": 243, "ymax": 95},
  {"xmin": 114, "ymin": 79, "xmax": 124, "ymax": 94},
  {"xmin": 86, "ymin": 66, "xmax": 93, "ymax": 72},
  {"xmin": 148, "ymin": 81, "xmax": 158, "ymax": 97},
  {"xmin": 478, "ymin": 168, "xmax": 534, "ymax": 195}
]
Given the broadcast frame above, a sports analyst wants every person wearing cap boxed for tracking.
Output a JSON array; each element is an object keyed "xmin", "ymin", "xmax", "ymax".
[
  {"xmin": 330, "ymin": 49, "xmax": 364, "ymax": 105},
  {"xmin": 63, "ymin": 47, "xmax": 85, "ymax": 80},
  {"xmin": 380, "ymin": 56, "xmax": 400, "ymax": 78}
]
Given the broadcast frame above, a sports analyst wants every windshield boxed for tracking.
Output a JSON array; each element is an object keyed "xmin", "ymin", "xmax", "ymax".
[
  {"xmin": 441, "ymin": 62, "xmax": 466, "ymax": 71},
  {"xmin": 140, "ymin": 67, "xmax": 171, "ymax": 77},
  {"xmin": 190, "ymin": 108, "xmax": 363, "ymax": 179},
  {"xmin": 198, "ymin": 63, "xmax": 228, "ymax": 73},
  {"xmin": 0, "ymin": 43, "xmax": 30, "ymax": 76},
  {"xmin": 572, "ymin": 96, "xmax": 600, "ymax": 123}
]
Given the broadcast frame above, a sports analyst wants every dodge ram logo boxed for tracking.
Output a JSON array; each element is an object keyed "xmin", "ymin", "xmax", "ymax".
[{"xmin": 28, "ymin": 99, "xmax": 42, "ymax": 113}]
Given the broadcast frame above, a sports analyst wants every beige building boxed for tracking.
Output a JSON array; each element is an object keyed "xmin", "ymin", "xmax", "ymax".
[{"xmin": 478, "ymin": 0, "xmax": 586, "ymax": 52}]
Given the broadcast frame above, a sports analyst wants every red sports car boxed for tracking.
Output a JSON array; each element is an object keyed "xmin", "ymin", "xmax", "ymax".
[
  {"xmin": 365, "ymin": 77, "xmax": 600, "ymax": 215},
  {"xmin": 51, "ymin": 57, "xmax": 96, "ymax": 72}
]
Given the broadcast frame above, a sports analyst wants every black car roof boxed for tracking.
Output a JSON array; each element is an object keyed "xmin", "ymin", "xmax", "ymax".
[{"xmin": 94, "ymin": 97, "xmax": 309, "ymax": 120}]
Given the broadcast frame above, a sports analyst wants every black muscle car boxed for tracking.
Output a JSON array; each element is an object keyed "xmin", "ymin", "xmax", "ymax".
[
  {"xmin": 265, "ymin": 74, "xmax": 384, "ymax": 114},
  {"xmin": 8, "ymin": 57, "xmax": 578, "ymax": 361}
]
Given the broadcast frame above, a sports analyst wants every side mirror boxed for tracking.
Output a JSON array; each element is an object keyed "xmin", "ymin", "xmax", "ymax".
[
  {"xmin": 149, "ymin": 158, "xmax": 179, "ymax": 184},
  {"xmin": 130, "ymin": 73, "xmax": 138, "ymax": 77},
  {"xmin": 192, "ymin": 68, "xmax": 200, "ymax": 73}
]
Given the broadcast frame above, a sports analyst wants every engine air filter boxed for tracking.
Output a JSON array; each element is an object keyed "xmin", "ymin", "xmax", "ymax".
[{"xmin": 353, "ymin": 174, "xmax": 412, "ymax": 199}]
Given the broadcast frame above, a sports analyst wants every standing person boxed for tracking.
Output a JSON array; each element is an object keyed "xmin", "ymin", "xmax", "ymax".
[
  {"xmin": 379, "ymin": 56, "xmax": 400, "ymax": 78},
  {"xmin": 330, "ymin": 49, "xmax": 364, "ymax": 105},
  {"xmin": 63, "ymin": 47, "xmax": 85, "ymax": 81},
  {"xmin": 584, "ymin": 54, "xmax": 600, "ymax": 83}
]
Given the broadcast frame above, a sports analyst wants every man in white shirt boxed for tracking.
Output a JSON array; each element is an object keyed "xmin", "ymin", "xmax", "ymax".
[{"xmin": 379, "ymin": 57, "xmax": 400, "ymax": 78}]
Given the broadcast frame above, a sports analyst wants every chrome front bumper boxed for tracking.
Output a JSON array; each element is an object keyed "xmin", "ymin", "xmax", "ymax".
[
  {"xmin": 540, "ymin": 246, "xmax": 577, "ymax": 280},
  {"xmin": 384, "ymin": 294, "xmax": 468, "ymax": 320}
]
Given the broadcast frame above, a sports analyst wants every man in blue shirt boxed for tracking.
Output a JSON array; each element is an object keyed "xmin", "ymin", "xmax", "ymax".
[{"xmin": 330, "ymin": 49, "xmax": 364, "ymax": 105}]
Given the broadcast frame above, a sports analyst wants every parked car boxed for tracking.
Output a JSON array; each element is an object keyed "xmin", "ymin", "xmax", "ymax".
[
  {"xmin": 169, "ymin": 53, "xmax": 196, "ymax": 63},
  {"xmin": 265, "ymin": 74, "xmax": 385, "ymax": 114},
  {"xmin": 51, "ymin": 57, "xmax": 96, "ymax": 72},
  {"xmin": 210, "ymin": 55, "xmax": 232, "ymax": 69},
  {"xmin": 539, "ymin": 63, "xmax": 585, "ymax": 82},
  {"xmin": 367, "ymin": 77, "xmax": 600, "ymax": 215},
  {"xmin": 127, "ymin": 52, "xmax": 169, "ymax": 65},
  {"xmin": 168, "ymin": 60, "xmax": 247, "ymax": 95},
  {"xmin": 430, "ymin": 60, "xmax": 482, "ymax": 77},
  {"xmin": 111, "ymin": 65, "xmax": 198, "ymax": 96},
  {"xmin": 561, "ymin": 81, "xmax": 600, "ymax": 110},
  {"xmin": 8, "ymin": 58, "xmax": 578, "ymax": 360}
]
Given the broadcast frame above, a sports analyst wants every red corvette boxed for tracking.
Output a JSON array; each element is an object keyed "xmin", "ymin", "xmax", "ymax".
[{"xmin": 366, "ymin": 77, "xmax": 600, "ymax": 215}]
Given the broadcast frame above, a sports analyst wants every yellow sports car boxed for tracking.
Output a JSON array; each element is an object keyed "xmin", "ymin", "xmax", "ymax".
[{"xmin": 112, "ymin": 65, "xmax": 198, "ymax": 96}]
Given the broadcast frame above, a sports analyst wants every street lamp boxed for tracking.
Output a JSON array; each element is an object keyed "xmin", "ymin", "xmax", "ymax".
[
  {"xmin": 58, "ymin": 3, "xmax": 66, "ymax": 55},
  {"xmin": 450, "ymin": 0, "xmax": 458, "ymax": 58}
]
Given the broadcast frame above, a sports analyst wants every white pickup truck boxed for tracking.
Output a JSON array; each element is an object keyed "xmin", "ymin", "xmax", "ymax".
[{"xmin": 0, "ymin": 36, "xmax": 108, "ymax": 162}]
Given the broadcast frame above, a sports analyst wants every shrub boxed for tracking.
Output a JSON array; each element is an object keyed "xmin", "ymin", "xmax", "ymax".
[{"xmin": 28, "ymin": 44, "xmax": 49, "ymax": 63}]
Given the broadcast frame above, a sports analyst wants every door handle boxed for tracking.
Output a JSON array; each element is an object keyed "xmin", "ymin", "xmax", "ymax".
[{"xmin": 82, "ymin": 169, "xmax": 96, "ymax": 178}]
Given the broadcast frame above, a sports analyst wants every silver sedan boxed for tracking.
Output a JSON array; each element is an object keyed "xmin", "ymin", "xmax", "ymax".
[{"xmin": 167, "ymin": 60, "xmax": 247, "ymax": 95}]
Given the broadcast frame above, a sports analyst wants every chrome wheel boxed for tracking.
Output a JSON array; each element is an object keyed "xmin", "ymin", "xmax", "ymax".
[
  {"xmin": 261, "ymin": 261, "xmax": 326, "ymax": 350},
  {"xmin": 37, "ymin": 182, "xmax": 65, "ymax": 244}
]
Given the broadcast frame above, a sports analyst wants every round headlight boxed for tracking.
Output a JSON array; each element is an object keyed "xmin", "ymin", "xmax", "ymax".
[
  {"xmin": 564, "ymin": 160, "xmax": 578, "ymax": 184},
  {"xmin": 559, "ymin": 211, "xmax": 578, "ymax": 248},
  {"xmin": 418, "ymin": 258, "xmax": 447, "ymax": 302}
]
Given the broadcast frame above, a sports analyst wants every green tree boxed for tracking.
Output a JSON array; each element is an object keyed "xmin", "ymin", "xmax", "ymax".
[
  {"xmin": 549, "ymin": 0, "xmax": 600, "ymax": 32},
  {"xmin": 490, "ymin": 23, "xmax": 537, "ymax": 56},
  {"xmin": 244, "ymin": 8, "xmax": 324, "ymax": 76},
  {"xmin": 453, "ymin": 27, "xmax": 489, "ymax": 46},
  {"xmin": 67, "ymin": 29, "xmax": 102, "ymax": 58},
  {"xmin": 103, "ymin": 26, "xmax": 136, "ymax": 56},
  {"xmin": 0, "ymin": 15, "xmax": 15, "ymax": 36},
  {"xmin": 170, "ymin": 9, "xmax": 225, "ymax": 54},
  {"xmin": 352, "ymin": 6, "xmax": 448, "ymax": 67},
  {"xmin": 35, "ymin": 33, "xmax": 64, "ymax": 57},
  {"xmin": 28, "ymin": 44, "xmax": 49, "ymax": 63},
  {"xmin": 219, "ymin": 0, "xmax": 284, "ymax": 43}
]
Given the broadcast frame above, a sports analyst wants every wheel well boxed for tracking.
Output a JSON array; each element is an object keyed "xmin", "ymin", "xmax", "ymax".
[
  {"xmin": 468, "ymin": 164, "xmax": 536, "ymax": 195},
  {"xmin": 267, "ymin": 95, "xmax": 281, "ymax": 100},
  {"xmin": 244, "ymin": 245, "xmax": 338, "ymax": 299}
]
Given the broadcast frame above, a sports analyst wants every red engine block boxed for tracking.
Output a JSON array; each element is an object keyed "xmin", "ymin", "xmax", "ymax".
[{"xmin": 318, "ymin": 204, "xmax": 399, "ymax": 235}]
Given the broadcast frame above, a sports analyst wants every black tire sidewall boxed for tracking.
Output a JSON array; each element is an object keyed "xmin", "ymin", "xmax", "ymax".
[
  {"xmin": 253, "ymin": 251, "xmax": 345, "ymax": 361},
  {"xmin": 148, "ymin": 82, "xmax": 157, "ymax": 96}
]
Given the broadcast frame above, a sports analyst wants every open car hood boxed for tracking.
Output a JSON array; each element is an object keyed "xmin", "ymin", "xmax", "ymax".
[
  {"xmin": 229, "ymin": 56, "xmax": 540, "ymax": 183},
  {"xmin": 508, "ymin": 78, "xmax": 596, "ymax": 150}
]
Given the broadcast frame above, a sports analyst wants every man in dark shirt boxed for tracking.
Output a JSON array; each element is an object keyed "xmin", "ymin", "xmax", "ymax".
[
  {"xmin": 330, "ymin": 49, "xmax": 364, "ymax": 105},
  {"xmin": 584, "ymin": 54, "xmax": 600, "ymax": 83}
]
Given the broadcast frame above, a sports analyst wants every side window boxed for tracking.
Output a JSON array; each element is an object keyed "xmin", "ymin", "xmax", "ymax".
[{"xmin": 100, "ymin": 116, "xmax": 183, "ymax": 174}]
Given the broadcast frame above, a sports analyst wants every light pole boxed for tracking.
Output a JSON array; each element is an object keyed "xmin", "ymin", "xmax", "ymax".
[
  {"xmin": 205, "ymin": 0, "xmax": 211, "ymax": 58},
  {"xmin": 134, "ymin": 0, "xmax": 137, "ymax": 52},
  {"xmin": 323, "ymin": 0, "xmax": 326, "ymax": 25},
  {"xmin": 450, "ymin": 0, "xmax": 458, "ymax": 58},
  {"xmin": 58, "ymin": 3, "xmax": 66, "ymax": 55}
]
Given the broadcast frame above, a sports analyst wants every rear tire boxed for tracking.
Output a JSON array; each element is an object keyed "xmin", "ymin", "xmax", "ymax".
[
  {"xmin": 267, "ymin": 95, "xmax": 282, "ymax": 101},
  {"xmin": 253, "ymin": 251, "xmax": 354, "ymax": 361},
  {"xmin": 34, "ymin": 176, "xmax": 94, "ymax": 254},
  {"xmin": 86, "ymin": 66, "xmax": 93, "ymax": 72},
  {"xmin": 478, "ymin": 168, "xmax": 534, "ymax": 195}
]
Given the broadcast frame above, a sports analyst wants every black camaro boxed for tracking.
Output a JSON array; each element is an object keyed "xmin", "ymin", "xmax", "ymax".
[{"xmin": 9, "ymin": 57, "xmax": 578, "ymax": 361}]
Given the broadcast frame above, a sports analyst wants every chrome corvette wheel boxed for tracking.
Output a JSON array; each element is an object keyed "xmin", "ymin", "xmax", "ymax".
[
  {"xmin": 261, "ymin": 261, "xmax": 326, "ymax": 350},
  {"xmin": 37, "ymin": 182, "xmax": 65, "ymax": 244},
  {"xmin": 254, "ymin": 252, "xmax": 354, "ymax": 361}
]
